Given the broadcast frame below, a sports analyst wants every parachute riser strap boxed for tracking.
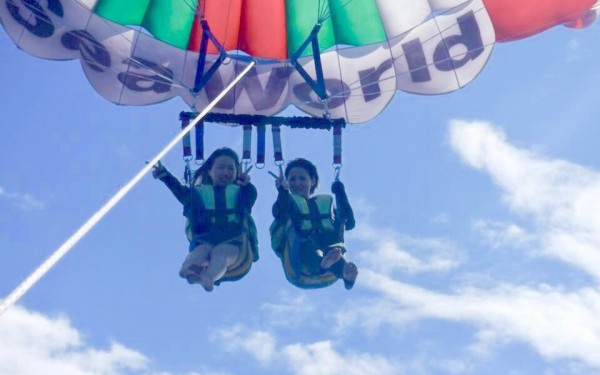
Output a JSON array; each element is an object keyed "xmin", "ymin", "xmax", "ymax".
[
  {"xmin": 291, "ymin": 24, "xmax": 328, "ymax": 101},
  {"xmin": 272, "ymin": 125, "xmax": 284, "ymax": 165},
  {"xmin": 333, "ymin": 123, "xmax": 342, "ymax": 179},
  {"xmin": 179, "ymin": 112, "xmax": 205, "ymax": 185},
  {"xmin": 193, "ymin": 20, "xmax": 253, "ymax": 94},
  {"xmin": 180, "ymin": 112, "xmax": 193, "ymax": 160},
  {"xmin": 193, "ymin": 20, "xmax": 229, "ymax": 94},
  {"xmin": 199, "ymin": 113, "xmax": 346, "ymax": 167},
  {"xmin": 180, "ymin": 111, "xmax": 206, "ymax": 164},
  {"xmin": 243, "ymin": 124, "xmax": 252, "ymax": 163},
  {"xmin": 195, "ymin": 120, "xmax": 205, "ymax": 163},
  {"xmin": 256, "ymin": 125, "xmax": 266, "ymax": 167}
]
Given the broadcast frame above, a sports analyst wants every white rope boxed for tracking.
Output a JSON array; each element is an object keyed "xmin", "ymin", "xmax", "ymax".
[{"xmin": 0, "ymin": 60, "xmax": 257, "ymax": 317}]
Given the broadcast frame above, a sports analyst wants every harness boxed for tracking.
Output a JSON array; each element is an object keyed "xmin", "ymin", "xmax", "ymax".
[
  {"xmin": 289, "ymin": 194, "xmax": 335, "ymax": 238},
  {"xmin": 197, "ymin": 184, "xmax": 241, "ymax": 223},
  {"xmin": 186, "ymin": 184, "xmax": 242, "ymax": 240}
]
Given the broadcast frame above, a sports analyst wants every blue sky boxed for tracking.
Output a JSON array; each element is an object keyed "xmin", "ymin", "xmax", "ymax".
[{"xmin": 2, "ymin": 7, "xmax": 600, "ymax": 375}]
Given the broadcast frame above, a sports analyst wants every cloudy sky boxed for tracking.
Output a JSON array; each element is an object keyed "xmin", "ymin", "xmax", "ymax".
[{"xmin": 2, "ymin": 4, "xmax": 600, "ymax": 375}]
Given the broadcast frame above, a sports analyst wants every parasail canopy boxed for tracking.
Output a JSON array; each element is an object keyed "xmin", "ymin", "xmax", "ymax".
[{"xmin": 1, "ymin": 0, "xmax": 596, "ymax": 123}]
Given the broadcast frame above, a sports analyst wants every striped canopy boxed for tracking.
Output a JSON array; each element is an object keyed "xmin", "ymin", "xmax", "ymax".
[{"xmin": 1, "ymin": 0, "xmax": 596, "ymax": 123}]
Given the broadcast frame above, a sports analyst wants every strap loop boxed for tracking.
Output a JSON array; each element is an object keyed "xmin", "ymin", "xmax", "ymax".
[
  {"xmin": 256, "ymin": 124, "xmax": 266, "ymax": 167},
  {"xmin": 272, "ymin": 125, "xmax": 284, "ymax": 165},
  {"xmin": 242, "ymin": 124, "xmax": 252, "ymax": 163},
  {"xmin": 333, "ymin": 122, "xmax": 342, "ymax": 166}
]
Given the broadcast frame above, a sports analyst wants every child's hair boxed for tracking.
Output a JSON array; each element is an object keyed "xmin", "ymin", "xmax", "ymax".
[
  {"xmin": 193, "ymin": 147, "xmax": 241, "ymax": 185},
  {"xmin": 285, "ymin": 158, "xmax": 319, "ymax": 194}
]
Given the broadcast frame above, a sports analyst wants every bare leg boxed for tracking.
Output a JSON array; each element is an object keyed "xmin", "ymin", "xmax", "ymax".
[
  {"xmin": 320, "ymin": 246, "xmax": 342, "ymax": 269},
  {"xmin": 179, "ymin": 243, "xmax": 212, "ymax": 284},
  {"xmin": 203, "ymin": 243, "xmax": 241, "ymax": 289}
]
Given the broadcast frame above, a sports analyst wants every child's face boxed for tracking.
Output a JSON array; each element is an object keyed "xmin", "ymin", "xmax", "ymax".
[
  {"xmin": 208, "ymin": 155, "xmax": 237, "ymax": 186},
  {"xmin": 287, "ymin": 167, "xmax": 315, "ymax": 198}
]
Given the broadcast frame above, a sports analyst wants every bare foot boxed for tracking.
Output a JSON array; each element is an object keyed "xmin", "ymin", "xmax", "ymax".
[
  {"xmin": 185, "ymin": 274, "xmax": 201, "ymax": 284},
  {"xmin": 197, "ymin": 272, "xmax": 214, "ymax": 292},
  {"xmin": 189, "ymin": 262, "xmax": 208, "ymax": 274},
  {"xmin": 320, "ymin": 247, "xmax": 342, "ymax": 269},
  {"xmin": 343, "ymin": 262, "xmax": 358, "ymax": 290}
]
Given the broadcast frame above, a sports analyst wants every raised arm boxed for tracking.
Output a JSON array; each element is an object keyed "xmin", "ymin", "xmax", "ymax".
[
  {"xmin": 332, "ymin": 180, "xmax": 355, "ymax": 230},
  {"xmin": 152, "ymin": 161, "xmax": 190, "ymax": 205},
  {"xmin": 272, "ymin": 186, "xmax": 292, "ymax": 221},
  {"xmin": 239, "ymin": 183, "xmax": 258, "ymax": 212}
]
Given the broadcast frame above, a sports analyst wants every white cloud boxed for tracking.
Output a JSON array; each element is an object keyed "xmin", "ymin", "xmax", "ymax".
[
  {"xmin": 0, "ymin": 305, "xmax": 148, "ymax": 375},
  {"xmin": 449, "ymin": 120, "xmax": 600, "ymax": 281},
  {"xmin": 0, "ymin": 185, "xmax": 44, "ymax": 210},
  {"xmin": 283, "ymin": 341, "xmax": 400, "ymax": 375},
  {"xmin": 212, "ymin": 324, "xmax": 401, "ymax": 375},
  {"xmin": 358, "ymin": 271, "xmax": 600, "ymax": 369},
  {"xmin": 261, "ymin": 292, "xmax": 317, "ymax": 328},
  {"xmin": 349, "ymin": 219, "xmax": 463, "ymax": 276},
  {"xmin": 473, "ymin": 220, "xmax": 532, "ymax": 249},
  {"xmin": 0, "ymin": 305, "xmax": 223, "ymax": 375},
  {"xmin": 212, "ymin": 325, "xmax": 277, "ymax": 365},
  {"xmin": 335, "ymin": 120, "xmax": 600, "ymax": 371}
]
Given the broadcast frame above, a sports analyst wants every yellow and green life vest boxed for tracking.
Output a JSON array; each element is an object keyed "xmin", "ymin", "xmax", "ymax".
[
  {"xmin": 185, "ymin": 184, "xmax": 242, "ymax": 241},
  {"xmin": 289, "ymin": 194, "xmax": 335, "ymax": 237}
]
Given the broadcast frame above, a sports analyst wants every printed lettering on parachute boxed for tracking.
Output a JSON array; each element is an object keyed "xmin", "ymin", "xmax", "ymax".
[{"xmin": 0, "ymin": 0, "xmax": 594, "ymax": 123}]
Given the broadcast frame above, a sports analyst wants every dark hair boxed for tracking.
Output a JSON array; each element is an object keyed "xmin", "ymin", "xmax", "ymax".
[
  {"xmin": 285, "ymin": 158, "xmax": 319, "ymax": 194},
  {"xmin": 193, "ymin": 147, "xmax": 240, "ymax": 185}
]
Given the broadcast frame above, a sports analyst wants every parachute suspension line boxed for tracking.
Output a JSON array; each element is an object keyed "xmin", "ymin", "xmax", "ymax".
[
  {"xmin": 317, "ymin": 0, "xmax": 328, "ymax": 22},
  {"xmin": 333, "ymin": 123, "xmax": 343, "ymax": 180},
  {"xmin": 256, "ymin": 125, "xmax": 266, "ymax": 169},
  {"xmin": 320, "ymin": 0, "xmax": 356, "ymax": 22},
  {"xmin": 0, "ymin": 60, "xmax": 257, "ymax": 318},
  {"xmin": 221, "ymin": 0, "xmax": 236, "ymax": 52},
  {"xmin": 173, "ymin": 0, "xmax": 198, "ymax": 14}
]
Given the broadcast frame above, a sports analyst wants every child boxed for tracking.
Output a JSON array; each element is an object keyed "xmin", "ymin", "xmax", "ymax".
[
  {"xmin": 153, "ymin": 147, "xmax": 258, "ymax": 292},
  {"xmin": 271, "ymin": 158, "xmax": 358, "ymax": 289}
]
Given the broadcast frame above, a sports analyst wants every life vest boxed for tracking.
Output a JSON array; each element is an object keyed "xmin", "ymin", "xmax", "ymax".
[
  {"xmin": 288, "ymin": 194, "xmax": 335, "ymax": 238},
  {"xmin": 269, "ymin": 218, "xmax": 340, "ymax": 289},
  {"xmin": 270, "ymin": 193, "xmax": 346, "ymax": 289},
  {"xmin": 185, "ymin": 184, "xmax": 242, "ymax": 241},
  {"xmin": 187, "ymin": 185, "xmax": 260, "ymax": 285}
]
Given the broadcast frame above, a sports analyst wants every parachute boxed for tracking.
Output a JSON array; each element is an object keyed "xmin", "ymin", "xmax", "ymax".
[{"xmin": 1, "ymin": 0, "xmax": 596, "ymax": 124}]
